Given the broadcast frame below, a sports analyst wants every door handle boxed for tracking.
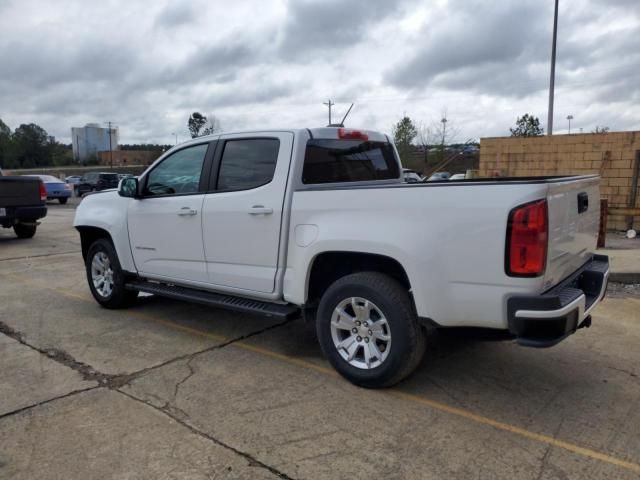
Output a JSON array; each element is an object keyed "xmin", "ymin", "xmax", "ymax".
[
  {"xmin": 577, "ymin": 192, "xmax": 589, "ymax": 214},
  {"xmin": 248, "ymin": 205, "xmax": 273, "ymax": 215},
  {"xmin": 178, "ymin": 207, "xmax": 198, "ymax": 216}
]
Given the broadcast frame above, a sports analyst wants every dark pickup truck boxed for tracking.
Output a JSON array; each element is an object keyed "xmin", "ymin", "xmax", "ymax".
[{"xmin": 0, "ymin": 169, "xmax": 47, "ymax": 238}]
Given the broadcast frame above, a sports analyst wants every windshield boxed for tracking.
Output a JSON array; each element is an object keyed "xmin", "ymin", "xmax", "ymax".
[{"xmin": 100, "ymin": 174, "xmax": 119, "ymax": 180}]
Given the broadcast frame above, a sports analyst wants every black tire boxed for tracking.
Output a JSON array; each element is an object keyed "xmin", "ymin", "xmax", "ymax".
[
  {"xmin": 316, "ymin": 272, "xmax": 426, "ymax": 388},
  {"xmin": 85, "ymin": 238, "xmax": 138, "ymax": 309},
  {"xmin": 13, "ymin": 223, "xmax": 37, "ymax": 239},
  {"xmin": 59, "ymin": 197, "xmax": 68, "ymax": 204}
]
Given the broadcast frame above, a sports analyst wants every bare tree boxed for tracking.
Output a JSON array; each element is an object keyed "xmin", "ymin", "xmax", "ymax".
[
  {"xmin": 188, "ymin": 112, "xmax": 223, "ymax": 138},
  {"xmin": 429, "ymin": 110, "xmax": 460, "ymax": 165},
  {"xmin": 202, "ymin": 114, "xmax": 222, "ymax": 136}
]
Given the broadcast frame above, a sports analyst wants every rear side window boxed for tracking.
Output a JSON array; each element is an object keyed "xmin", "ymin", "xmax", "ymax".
[
  {"xmin": 302, "ymin": 139, "xmax": 400, "ymax": 184},
  {"xmin": 217, "ymin": 139, "xmax": 280, "ymax": 191},
  {"xmin": 100, "ymin": 174, "xmax": 118, "ymax": 181}
]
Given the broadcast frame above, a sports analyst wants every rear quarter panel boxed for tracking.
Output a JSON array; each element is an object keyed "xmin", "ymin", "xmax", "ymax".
[{"xmin": 285, "ymin": 182, "xmax": 553, "ymax": 329}]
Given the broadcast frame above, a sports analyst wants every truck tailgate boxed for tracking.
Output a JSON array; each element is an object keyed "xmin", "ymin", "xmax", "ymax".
[
  {"xmin": 0, "ymin": 177, "xmax": 41, "ymax": 207},
  {"xmin": 544, "ymin": 176, "xmax": 600, "ymax": 289}
]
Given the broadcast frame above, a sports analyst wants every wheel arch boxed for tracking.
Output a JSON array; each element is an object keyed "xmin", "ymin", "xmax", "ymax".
[
  {"xmin": 76, "ymin": 226, "xmax": 113, "ymax": 261},
  {"xmin": 306, "ymin": 251, "xmax": 413, "ymax": 307}
]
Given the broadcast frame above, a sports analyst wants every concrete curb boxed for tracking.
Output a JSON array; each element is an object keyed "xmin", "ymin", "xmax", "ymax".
[{"xmin": 610, "ymin": 272, "xmax": 640, "ymax": 284}]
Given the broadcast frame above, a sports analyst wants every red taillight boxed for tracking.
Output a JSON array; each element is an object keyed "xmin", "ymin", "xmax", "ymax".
[
  {"xmin": 506, "ymin": 199, "xmax": 548, "ymax": 277},
  {"xmin": 337, "ymin": 128, "xmax": 368, "ymax": 141},
  {"xmin": 39, "ymin": 181, "xmax": 47, "ymax": 202}
]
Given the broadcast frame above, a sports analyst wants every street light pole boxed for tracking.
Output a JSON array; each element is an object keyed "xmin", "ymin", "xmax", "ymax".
[
  {"xmin": 171, "ymin": 133, "xmax": 177, "ymax": 145},
  {"xmin": 567, "ymin": 115, "xmax": 573, "ymax": 134},
  {"xmin": 107, "ymin": 121, "xmax": 113, "ymax": 169},
  {"xmin": 547, "ymin": 0, "xmax": 559, "ymax": 135}
]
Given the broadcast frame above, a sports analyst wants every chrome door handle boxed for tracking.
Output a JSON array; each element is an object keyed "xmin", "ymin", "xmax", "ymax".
[
  {"xmin": 248, "ymin": 205, "xmax": 273, "ymax": 215},
  {"xmin": 178, "ymin": 207, "xmax": 198, "ymax": 216}
]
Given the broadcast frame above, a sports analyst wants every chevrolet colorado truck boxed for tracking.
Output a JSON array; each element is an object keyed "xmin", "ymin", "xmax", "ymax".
[
  {"xmin": 0, "ymin": 169, "xmax": 47, "ymax": 238},
  {"xmin": 74, "ymin": 128, "xmax": 609, "ymax": 387}
]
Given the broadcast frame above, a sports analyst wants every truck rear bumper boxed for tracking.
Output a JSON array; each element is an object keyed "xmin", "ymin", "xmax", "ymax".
[
  {"xmin": 1, "ymin": 205, "xmax": 47, "ymax": 227},
  {"xmin": 507, "ymin": 254, "xmax": 609, "ymax": 348}
]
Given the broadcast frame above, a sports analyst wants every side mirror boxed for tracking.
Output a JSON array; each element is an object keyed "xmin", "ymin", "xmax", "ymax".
[{"xmin": 118, "ymin": 177, "xmax": 139, "ymax": 198}]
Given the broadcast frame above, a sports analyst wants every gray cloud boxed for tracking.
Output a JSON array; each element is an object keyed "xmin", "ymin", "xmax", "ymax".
[
  {"xmin": 278, "ymin": 0, "xmax": 405, "ymax": 58},
  {"xmin": 155, "ymin": 2, "xmax": 197, "ymax": 28},
  {"xmin": 386, "ymin": 1, "xmax": 549, "ymax": 94},
  {"xmin": 0, "ymin": 0, "xmax": 638, "ymax": 144}
]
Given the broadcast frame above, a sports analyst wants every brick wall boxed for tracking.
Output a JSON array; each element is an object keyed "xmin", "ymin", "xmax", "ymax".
[{"xmin": 479, "ymin": 132, "xmax": 640, "ymax": 231}]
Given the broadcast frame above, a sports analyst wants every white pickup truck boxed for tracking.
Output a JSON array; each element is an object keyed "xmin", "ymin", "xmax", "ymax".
[{"xmin": 74, "ymin": 127, "xmax": 609, "ymax": 387}]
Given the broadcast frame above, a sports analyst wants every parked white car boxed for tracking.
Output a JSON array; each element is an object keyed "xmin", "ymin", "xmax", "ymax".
[
  {"xmin": 74, "ymin": 127, "xmax": 609, "ymax": 387},
  {"xmin": 449, "ymin": 173, "xmax": 466, "ymax": 180}
]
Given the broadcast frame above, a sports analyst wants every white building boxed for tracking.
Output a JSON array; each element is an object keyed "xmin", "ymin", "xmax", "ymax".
[{"xmin": 71, "ymin": 123, "xmax": 119, "ymax": 163}]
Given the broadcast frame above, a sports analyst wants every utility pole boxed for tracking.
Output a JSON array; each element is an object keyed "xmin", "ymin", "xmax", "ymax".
[
  {"xmin": 547, "ymin": 0, "xmax": 559, "ymax": 135},
  {"xmin": 107, "ymin": 121, "xmax": 113, "ymax": 169},
  {"xmin": 323, "ymin": 99, "xmax": 335, "ymax": 126},
  {"xmin": 441, "ymin": 117, "xmax": 447, "ymax": 146}
]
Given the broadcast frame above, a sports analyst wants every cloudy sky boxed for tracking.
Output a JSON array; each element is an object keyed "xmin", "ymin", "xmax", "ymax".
[{"xmin": 1, "ymin": 0, "xmax": 639, "ymax": 144}]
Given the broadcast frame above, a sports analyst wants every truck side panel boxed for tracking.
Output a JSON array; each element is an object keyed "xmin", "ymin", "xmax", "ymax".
[{"xmin": 284, "ymin": 183, "xmax": 552, "ymax": 329}]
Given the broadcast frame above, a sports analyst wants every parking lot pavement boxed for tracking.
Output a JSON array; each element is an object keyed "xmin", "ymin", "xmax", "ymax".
[{"xmin": 1, "ymin": 202, "xmax": 640, "ymax": 479}]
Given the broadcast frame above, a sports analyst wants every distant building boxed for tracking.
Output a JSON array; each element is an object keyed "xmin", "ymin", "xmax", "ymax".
[{"xmin": 71, "ymin": 123, "xmax": 119, "ymax": 163}]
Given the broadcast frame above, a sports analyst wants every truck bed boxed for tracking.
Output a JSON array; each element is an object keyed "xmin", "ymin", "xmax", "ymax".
[{"xmin": 287, "ymin": 174, "xmax": 600, "ymax": 330}]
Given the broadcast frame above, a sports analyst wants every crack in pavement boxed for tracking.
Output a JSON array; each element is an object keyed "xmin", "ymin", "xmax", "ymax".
[
  {"xmin": 0, "ymin": 250, "xmax": 80, "ymax": 263},
  {"xmin": 0, "ymin": 386, "xmax": 99, "ymax": 422},
  {"xmin": 117, "ymin": 389, "xmax": 297, "ymax": 480},
  {"xmin": 0, "ymin": 317, "xmax": 294, "ymax": 414},
  {"xmin": 0, "ymin": 316, "xmax": 298, "ymax": 477}
]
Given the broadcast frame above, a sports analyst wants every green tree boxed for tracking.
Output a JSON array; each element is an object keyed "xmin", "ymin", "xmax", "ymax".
[
  {"xmin": 392, "ymin": 116, "xmax": 417, "ymax": 166},
  {"xmin": 0, "ymin": 119, "xmax": 12, "ymax": 168},
  {"xmin": 12, "ymin": 123, "xmax": 50, "ymax": 168},
  {"xmin": 510, "ymin": 114, "xmax": 544, "ymax": 137},
  {"xmin": 592, "ymin": 126, "xmax": 610, "ymax": 134}
]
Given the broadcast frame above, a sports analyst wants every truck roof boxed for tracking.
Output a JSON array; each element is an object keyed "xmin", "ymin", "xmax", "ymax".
[{"xmin": 174, "ymin": 127, "xmax": 390, "ymax": 149}]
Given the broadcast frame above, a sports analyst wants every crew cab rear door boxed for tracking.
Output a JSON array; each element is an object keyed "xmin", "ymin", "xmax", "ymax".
[
  {"xmin": 201, "ymin": 132, "xmax": 294, "ymax": 294},
  {"xmin": 543, "ymin": 176, "xmax": 601, "ymax": 289}
]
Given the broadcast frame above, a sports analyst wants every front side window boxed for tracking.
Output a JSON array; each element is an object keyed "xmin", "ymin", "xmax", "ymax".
[
  {"xmin": 145, "ymin": 143, "xmax": 208, "ymax": 196},
  {"xmin": 217, "ymin": 138, "xmax": 280, "ymax": 191},
  {"xmin": 302, "ymin": 139, "xmax": 400, "ymax": 184}
]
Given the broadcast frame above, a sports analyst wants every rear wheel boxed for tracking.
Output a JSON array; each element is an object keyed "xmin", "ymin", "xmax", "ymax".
[
  {"xmin": 316, "ymin": 272, "xmax": 426, "ymax": 388},
  {"xmin": 13, "ymin": 223, "xmax": 37, "ymax": 239},
  {"xmin": 59, "ymin": 197, "xmax": 68, "ymax": 204},
  {"xmin": 86, "ymin": 238, "xmax": 138, "ymax": 308}
]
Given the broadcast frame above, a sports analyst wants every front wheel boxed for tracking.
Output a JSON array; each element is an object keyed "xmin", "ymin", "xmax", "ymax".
[
  {"xmin": 13, "ymin": 223, "xmax": 37, "ymax": 238},
  {"xmin": 316, "ymin": 272, "xmax": 426, "ymax": 388},
  {"xmin": 86, "ymin": 238, "xmax": 138, "ymax": 308}
]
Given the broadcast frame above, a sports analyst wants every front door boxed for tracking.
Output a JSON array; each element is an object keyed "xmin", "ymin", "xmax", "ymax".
[
  {"xmin": 128, "ymin": 142, "xmax": 212, "ymax": 283},
  {"xmin": 201, "ymin": 132, "xmax": 293, "ymax": 293}
]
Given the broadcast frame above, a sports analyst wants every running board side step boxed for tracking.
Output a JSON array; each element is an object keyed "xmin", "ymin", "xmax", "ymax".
[{"xmin": 125, "ymin": 280, "xmax": 300, "ymax": 320}]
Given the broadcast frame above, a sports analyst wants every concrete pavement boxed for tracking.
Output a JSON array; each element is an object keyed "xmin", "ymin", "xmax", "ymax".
[{"xmin": 1, "ymin": 199, "xmax": 640, "ymax": 479}]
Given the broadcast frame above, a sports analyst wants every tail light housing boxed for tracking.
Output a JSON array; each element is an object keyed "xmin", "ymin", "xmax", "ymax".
[
  {"xmin": 39, "ymin": 181, "xmax": 47, "ymax": 202},
  {"xmin": 338, "ymin": 128, "xmax": 368, "ymax": 141},
  {"xmin": 506, "ymin": 199, "xmax": 548, "ymax": 277}
]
